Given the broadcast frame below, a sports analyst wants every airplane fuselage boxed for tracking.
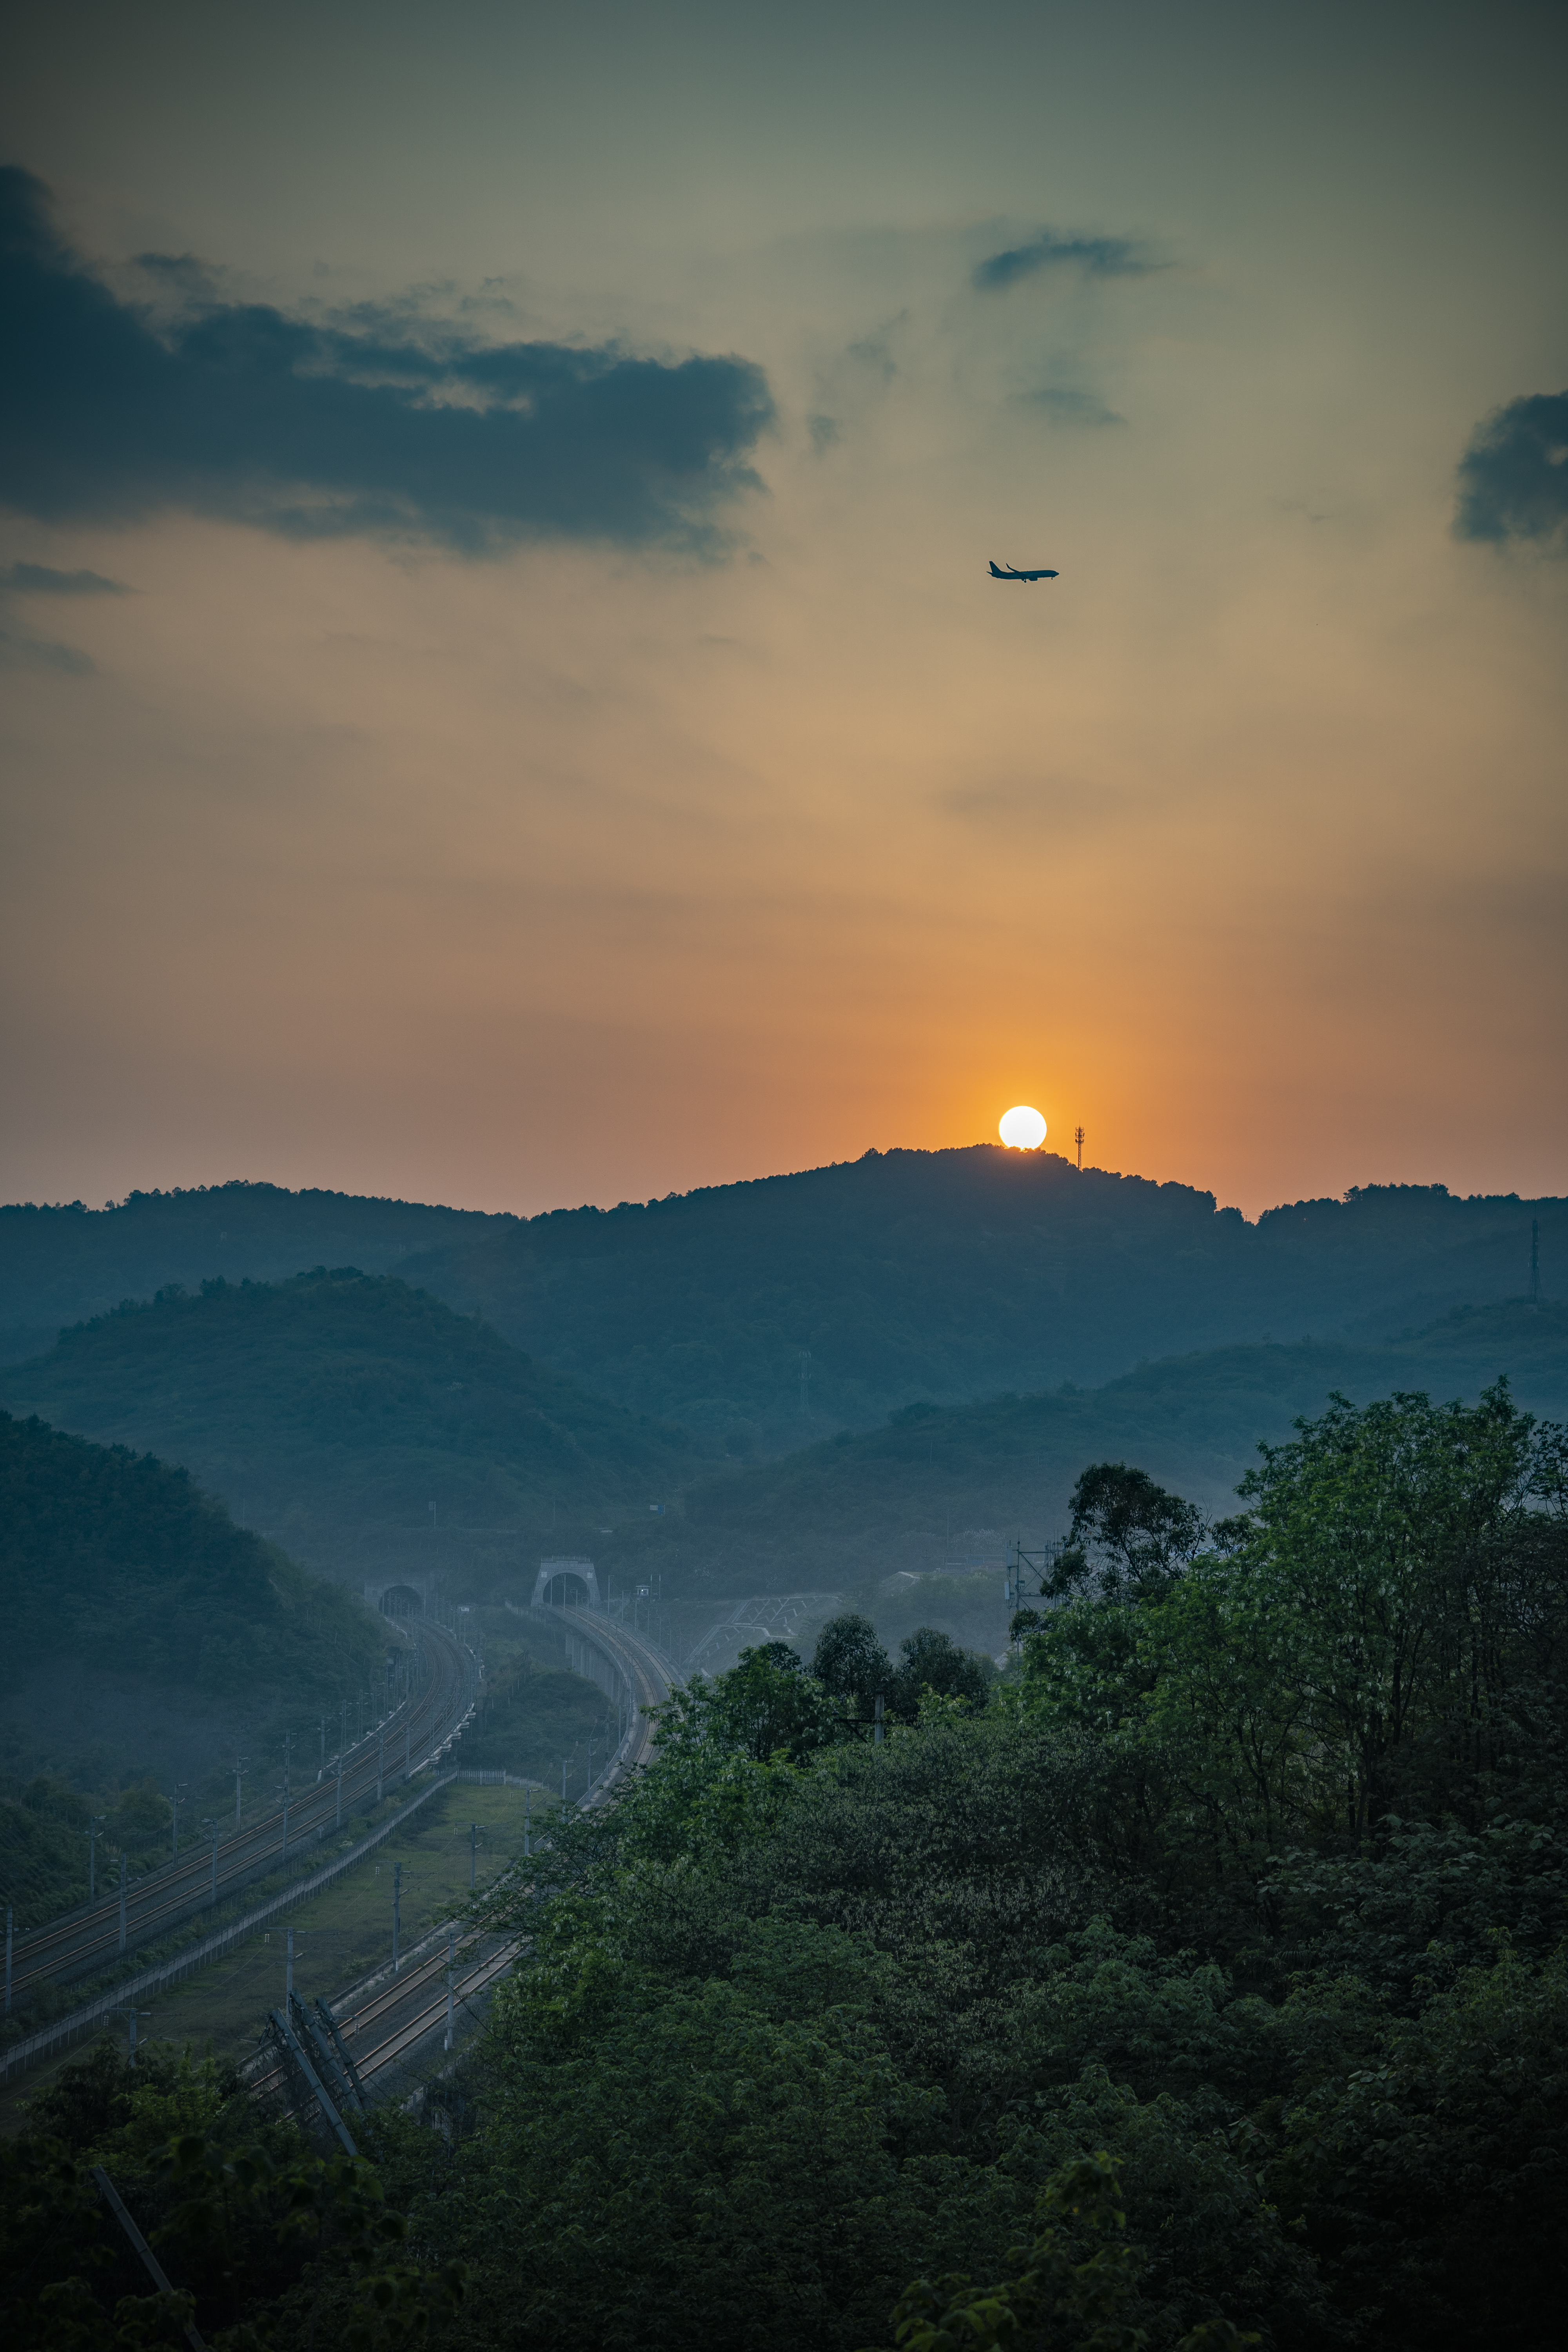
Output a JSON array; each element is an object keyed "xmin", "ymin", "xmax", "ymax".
[{"xmin": 989, "ymin": 561, "xmax": 1058, "ymax": 581}]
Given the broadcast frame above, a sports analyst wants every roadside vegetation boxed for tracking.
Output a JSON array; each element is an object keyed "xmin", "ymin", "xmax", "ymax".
[{"xmin": 4, "ymin": 1380, "xmax": 1564, "ymax": 2349}]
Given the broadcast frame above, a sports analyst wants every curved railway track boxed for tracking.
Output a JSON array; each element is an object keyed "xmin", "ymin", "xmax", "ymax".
[
  {"xmin": 254, "ymin": 1612, "xmax": 675, "ymax": 2116},
  {"xmin": 9, "ymin": 1620, "xmax": 477, "ymax": 2003}
]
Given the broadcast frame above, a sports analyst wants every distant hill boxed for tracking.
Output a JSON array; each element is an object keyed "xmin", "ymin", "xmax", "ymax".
[
  {"xmin": 3, "ymin": 1155, "xmax": 1561, "ymax": 1455},
  {"xmin": 0, "ymin": 1180, "xmax": 515, "ymax": 1364},
  {"xmin": 401, "ymin": 1149, "xmax": 1563, "ymax": 1446},
  {"xmin": 0, "ymin": 1412, "xmax": 384, "ymax": 1918},
  {"xmin": 1, "ymin": 1268, "xmax": 704, "ymax": 1581},
  {"xmin": 635, "ymin": 1301, "xmax": 1568, "ymax": 1614}
]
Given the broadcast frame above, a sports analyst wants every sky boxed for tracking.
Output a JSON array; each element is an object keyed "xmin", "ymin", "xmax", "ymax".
[{"xmin": 2, "ymin": 0, "xmax": 1564, "ymax": 1221}]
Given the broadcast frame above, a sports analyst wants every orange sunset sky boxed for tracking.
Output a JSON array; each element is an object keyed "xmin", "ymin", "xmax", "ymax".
[{"xmin": 2, "ymin": 0, "xmax": 1564, "ymax": 1219}]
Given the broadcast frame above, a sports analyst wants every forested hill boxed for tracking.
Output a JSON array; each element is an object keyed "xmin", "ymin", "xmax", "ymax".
[
  {"xmin": 649, "ymin": 1299, "xmax": 1568, "ymax": 1598},
  {"xmin": 1, "ymin": 1268, "xmax": 702, "ymax": 1578},
  {"xmin": 0, "ymin": 1411, "xmax": 380, "ymax": 1700},
  {"xmin": 0, "ymin": 1179, "xmax": 515, "ymax": 1363},
  {"xmin": 402, "ymin": 1148, "xmax": 1562, "ymax": 1446},
  {"xmin": 3, "ymin": 1155, "xmax": 1561, "ymax": 1451},
  {"xmin": 0, "ymin": 1411, "xmax": 383, "ymax": 1926}
]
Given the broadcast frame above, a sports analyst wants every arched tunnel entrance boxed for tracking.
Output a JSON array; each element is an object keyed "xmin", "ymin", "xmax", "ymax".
[
  {"xmin": 378, "ymin": 1583, "xmax": 426, "ymax": 1618},
  {"xmin": 531, "ymin": 1556, "xmax": 601, "ymax": 1610}
]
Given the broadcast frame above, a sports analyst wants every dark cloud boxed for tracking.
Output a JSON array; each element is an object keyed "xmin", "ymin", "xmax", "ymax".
[
  {"xmin": 1454, "ymin": 390, "xmax": 1568, "ymax": 552},
  {"xmin": 1025, "ymin": 388, "xmax": 1125, "ymax": 428},
  {"xmin": 2, "ymin": 561, "xmax": 129, "ymax": 593},
  {"xmin": 0, "ymin": 626, "xmax": 94, "ymax": 675},
  {"xmin": 973, "ymin": 229, "xmax": 1161, "ymax": 292},
  {"xmin": 0, "ymin": 167, "xmax": 774, "ymax": 553}
]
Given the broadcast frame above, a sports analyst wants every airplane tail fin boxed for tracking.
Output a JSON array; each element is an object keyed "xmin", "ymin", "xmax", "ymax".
[{"xmin": 988, "ymin": 561, "xmax": 1004, "ymax": 576}]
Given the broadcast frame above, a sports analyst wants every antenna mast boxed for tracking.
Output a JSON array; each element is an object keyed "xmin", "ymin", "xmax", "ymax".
[{"xmin": 1074, "ymin": 1126, "xmax": 1084, "ymax": 1172}]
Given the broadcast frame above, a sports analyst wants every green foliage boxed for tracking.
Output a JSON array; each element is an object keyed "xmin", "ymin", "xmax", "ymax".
[
  {"xmin": 653, "ymin": 1305, "xmax": 1568, "ymax": 1599},
  {"xmin": 7, "ymin": 1376, "xmax": 1568, "ymax": 2352},
  {"xmin": 0, "ymin": 1408, "xmax": 382, "ymax": 1702},
  {"xmin": 887, "ymin": 2152, "xmax": 1154, "ymax": 2352},
  {"xmin": 1271, "ymin": 1943, "xmax": 1568, "ymax": 2352},
  {"xmin": 1, "ymin": 2033, "xmax": 465, "ymax": 2351},
  {"xmin": 4, "ymin": 1268, "xmax": 702, "ymax": 1558},
  {"xmin": 1016, "ymin": 1387, "xmax": 1568, "ymax": 1876}
]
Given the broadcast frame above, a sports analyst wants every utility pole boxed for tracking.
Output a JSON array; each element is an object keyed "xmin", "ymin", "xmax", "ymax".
[
  {"xmin": 445, "ymin": 1930, "xmax": 456, "ymax": 2051},
  {"xmin": 5, "ymin": 1906, "xmax": 11, "ymax": 2016},
  {"xmin": 202, "ymin": 1818, "xmax": 220, "ymax": 1905},
  {"xmin": 1074, "ymin": 1126, "xmax": 1084, "ymax": 1172},
  {"xmin": 118, "ymin": 1855, "xmax": 128, "ymax": 1955},
  {"xmin": 233, "ymin": 1753, "xmax": 247, "ymax": 1829},
  {"xmin": 561, "ymin": 1758, "xmax": 568, "ymax": 1811},
  {"xmin": 392, "ymin": 1861, "xmax": 402, "ymax": 1973},
  {"xmin": 318, "ymin": 1718, "xmax": 327, "ymax": 1776},
  {"xmin": 523, "ymin": 1785, "xmax": 531, "ymax": 1859},
  {"xmin": 169, "ymin": 1785, "xmax": 185, "ymax": 1861},
  {"xmin": 335, "ymin": 1744, "xmax": 345, "ymax": 1829},
  {"xmin": 469, "ymin": 1822, "xmax": 478, "ymax": 1890},
  {"xmin": 119, "ymin": 2006, "xmax": 148, "ymax": 2067},
  {"xmin": 87, "ymin": 1813, "xmax": 105, "ymax": 1901},
  {"xmin": 286, "ymin": 1926, "xmax": 295, "ymax": 2002},
  {"xmin": 377, "ymin": 1728, "xmax": 385, "ymax": 1805}
]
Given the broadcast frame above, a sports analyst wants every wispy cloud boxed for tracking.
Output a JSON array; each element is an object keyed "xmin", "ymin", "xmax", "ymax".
[
  {"xmin": 973, "ymin": 229, "xmax": 1163, "ymax": 292},
  {"xmin": 1025, "ymin": 388, "xmax": 1125, "ymax": 428},
  {"xmin": 0, "ymin": 167, "xmax": 774, "ymax": 554},
  {"xmin": 1454, "ymin": 390, "xmax": 1568, "ymax": 552},
  {"xmin": 2, "ymin": 561, "xmax": 130, "ymax": 595}
]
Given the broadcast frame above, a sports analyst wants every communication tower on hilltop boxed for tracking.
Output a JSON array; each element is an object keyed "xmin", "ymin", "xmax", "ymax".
[{"xmin": 1074, "ymin": 1126, "xmax": 1084, "ymax": 1172}]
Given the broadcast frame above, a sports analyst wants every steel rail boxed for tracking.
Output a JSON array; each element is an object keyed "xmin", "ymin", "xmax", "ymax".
[
  {"xmin": 252, "ymin": 1612, "xmax": 675, "ymax": 2123},
  {"xmin": 7, "ymin": 1622, "xmax": 475, "ymax": 2000}
]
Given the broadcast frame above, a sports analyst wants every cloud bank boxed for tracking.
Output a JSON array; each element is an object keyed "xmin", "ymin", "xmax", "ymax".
[
  {"xmin": 973, "ymin": 229, "xmax": 1160, "ymax": 291},
  {"xmin": 0, "ymin": 167, "xmax": 774, "ymax": 553},
  {"xmin": 1454, "ymin": 391, "xmax": 1568, "ymax": 552}
]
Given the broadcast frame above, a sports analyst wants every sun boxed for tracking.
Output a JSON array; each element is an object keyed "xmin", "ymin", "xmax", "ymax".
[{"xmin": 998, "ymin": 1104, "xmax": 1047, "ymax": 1150}]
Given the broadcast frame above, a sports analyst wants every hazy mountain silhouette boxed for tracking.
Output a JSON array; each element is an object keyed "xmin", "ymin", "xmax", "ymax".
[
  {"xmin": 399, "ymin": 1149, "xmax": 1561, "ymax": 1447},
  {"xmin": 0, "ymin": 1180, "xmax": 515, "ymax": 1365},
  {"xmin": 650, "ymin": 1299, "xmax": 1568, "ymax": 1597},
  {"xmin": 2, "ymin": 1267, "xmax": 702, "ymax": 1581}
]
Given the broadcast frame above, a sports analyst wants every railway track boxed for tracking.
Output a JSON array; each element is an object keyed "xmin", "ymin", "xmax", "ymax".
[
  {"xmin": 253, "ymin": 1611, "xmax": 675, "ymax": 2118},
  {"xmin": 9, "ymin": 1620, "xmax": 477, "ymax": 2003}
]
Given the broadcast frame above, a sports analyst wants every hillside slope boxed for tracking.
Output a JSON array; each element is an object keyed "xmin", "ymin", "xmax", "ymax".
[
  {"xmin": 0, "ymin": 1180, "xmax": 515, "ymax": 1363},
  {"xmin": 640, "ymin": 1301, "xmax": 1568, "ymax": 1607},
  {"xmin": 1, "ymin": 1267, "xmax": 703, "ymax": 1580},
  {"xmin": 404, "ymin": 1148, "xmax": 1563, "ymax": 1443},
  {"xmin": 4, "ymin": 1156, "xmax": 1561, "ymax": 1454},
  {"xmin": 0, "ymin": 1411, "xmax": 385, "ymax": 1918}
]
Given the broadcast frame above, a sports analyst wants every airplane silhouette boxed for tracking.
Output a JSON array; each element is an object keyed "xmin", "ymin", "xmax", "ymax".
[{"xmin": 989, "ymin": 560, "xmax": 1059, "ymax": 581}]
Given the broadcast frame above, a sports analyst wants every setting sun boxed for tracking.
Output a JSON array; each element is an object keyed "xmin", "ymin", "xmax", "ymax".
[{"xmin": 998, "ymin": 1105, "xmax": 1047, "ymax": 1151}]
